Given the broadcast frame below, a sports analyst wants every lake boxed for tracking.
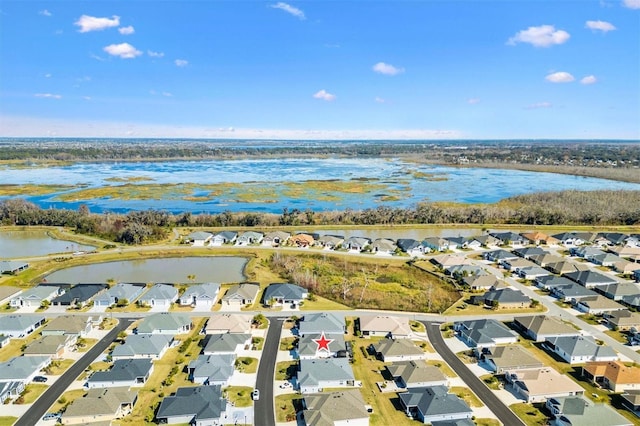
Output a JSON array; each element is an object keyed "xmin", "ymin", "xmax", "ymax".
[
  {"xmin": 43, "ymin": 256, "xmax": 247, "ymax": 284},
  {"xmin": 1, "ymin": 158, "xmax": 638, "ymax": 213},
  {"xmin": 0, "ymin": 230, "xmax": 95, "ymax": 258}
]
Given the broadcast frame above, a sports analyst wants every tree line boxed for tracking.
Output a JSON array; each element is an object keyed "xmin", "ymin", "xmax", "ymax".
[{"xmin": 1, "ymin": 189, "xmax": 638, "ymax": 245}]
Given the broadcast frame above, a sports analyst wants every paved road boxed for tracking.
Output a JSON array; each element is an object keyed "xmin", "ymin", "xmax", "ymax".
[
  {"xmin": 424, "ymin": 321, "xmax": 525, "ymax": 426},
  {"xmin": 15, "ymin": 318, "xmax": 136, "ymax": 426},
  {"xmin": 253, "ymin": 318, "xmax": 284, "ymax": 426}
]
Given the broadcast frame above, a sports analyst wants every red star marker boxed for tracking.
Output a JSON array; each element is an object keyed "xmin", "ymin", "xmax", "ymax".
[{"xmin": 313, "ymin": 332, "xmax": 334, "ymax": 352}]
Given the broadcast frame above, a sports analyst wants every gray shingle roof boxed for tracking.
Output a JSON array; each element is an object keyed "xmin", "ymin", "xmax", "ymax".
[
  {"xmin": 135, "ymin": 313, "xmax": 192, "ymax": 334},
  {"xmin": 298, "ymin": 358, "xmax": 355, "ymax": 388},
  {"xmin": 263, "ymin": 283, "xmax": 308, "ymax": 302},
  {"xmin": 203, "ymin": 333, "xmax": 251, "ymax": 354},
  {"xmin": 399, "ymin": 386, "xmax": 473, "ymax": 418},
  {"xmin": 138, "ymin": 284, "xmax": 178, "ymax": 302},
  {"xmin": 156, "ymin": 385, "xmax": 225, "ymax": 423},
  {"xmin": 87, "ymin": 359, "xmax": 153, "ymax": 384},
  {"xmin": 299, "ymin": 313, "xmax": 345, "ymax": 336},
  {"xmin": 0, "ymin": 356, "xmax": 50, "ymax": 381},
  {"xmin": 111, "ymin": 334, "xmax": 171, "ymax": 358}
]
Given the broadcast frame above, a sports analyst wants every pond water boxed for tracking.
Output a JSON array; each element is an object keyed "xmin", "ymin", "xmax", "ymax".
[
  {"xmin": 44, "ymin": 256, "xmax": 247, "ymax": 284},
  {"xmin": 0, "ymin": 230, "xmax": 95, "ymax": 258},
  {"xmin": 1, "ymin": 158, "xmax": 638, "ymax": 213}
]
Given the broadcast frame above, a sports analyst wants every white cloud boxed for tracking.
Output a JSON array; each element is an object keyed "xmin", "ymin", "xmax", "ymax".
[
  {"xmin": 175, "ymin": 59, "xmax": 188, "ymax": 67},
  {"xmin": 507, "ymin": 25, "xmax": 570, "ymax": 47},
  {"xmin": 34, "ymin": 93, "xmax": 62, "ymax": 99},
  {"xmin": 44, "ymin": 73, "xmax": 52, "ymax": 78},
  {"xmin": 147, "ymin": 50, "xmax": 165, "ymax": 58},
  {"xmin": 118, "ymin": 25, "xmax": 135, "ymax": 35},
  {"xmin": 467, "ymin": 98, "xmax": 481, "ymax": 104},
  {"xmin": 623, "ymin": 0, "xmax": 640, "ymax": 9},
  {"xmin": 83, "ymin": 96, "xmax": 92, "ymax": 101},
  {"xmin": 270, "ymin": 2, "xmax": 306, "ymax": 19},
  {"xmin": 162, "ymin": 92, "xmax": 173, "ymax": 97},
  {"xmin": 581, "ymin": 75, "xmax": 598, "ymax": 85},
  {"xmin": 39, "ymin": 9, "xmax": 52, "ymax": 17},
  {"xmin": 375, "ymin": 97, "xmax": 386, "ymax": 103},
  {"xmin": 313, "ymin": 89, "xmax": 336, "ymax": 101},
  {"xmin": 75, "ymin": 15, "xmax": 120, "ymax": 33},
  {"xmin": 372, "ymin": 62, "xmax": 405, "ymax": 76},
  {"xmin": 545, "ymin": 71, "xmax": 575, "ymax": 83},
  {"xmin": 525, "ymin": 102, "xmax": 553, "ymax": 109},
  {"xmin": 103, "ymin": 43, "xmax": 142, "ymax": 59},
  {"xmin": 585, "ymin": 20, "xmax": 616, "ymax": 32}
]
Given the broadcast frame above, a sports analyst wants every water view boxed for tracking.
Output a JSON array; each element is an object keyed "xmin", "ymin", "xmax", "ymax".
[
  {"xmin": 44, "ymin": 256, "xmax": 247, "ymax": 284},
  {"xmin": 0, "ymin": 230, "xmax": 95, "ymax": 258},
  {"xmin": 1, "ymin": 158, "xmax": 638, "ymax": 214}
]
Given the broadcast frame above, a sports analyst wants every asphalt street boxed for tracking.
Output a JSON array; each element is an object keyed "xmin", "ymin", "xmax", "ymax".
[
  {"xmin": 253, "ymin": 318, "xmax": 284, "ymax": 426},
  {"xmin": 15, "ymin": 318, "xmax": 136, "ymax": 426},
  {"xmin": 424, "ymin": 321, "xmax": 526, "ymax": 426}
]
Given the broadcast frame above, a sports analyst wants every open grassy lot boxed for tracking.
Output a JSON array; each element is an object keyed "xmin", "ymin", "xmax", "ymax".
[{"xmin": 14, "ymin": 383, "xmax": 48, "ymax": 404}]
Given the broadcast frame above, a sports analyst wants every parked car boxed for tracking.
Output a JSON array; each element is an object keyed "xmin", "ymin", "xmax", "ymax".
[
  {"xmin": 251, "ymin": 389, "xmax": 260, "ymax": 401},
  {"xmin": 42, "ymin": 412, "xmax": 60, "ymax": 421},
  {"xmin": 279, "ymin": 382, "xmax": 292, "ymax": 389},
  {"xmin": 33, "ymin": 376, "xmax": 48, "ymax": 383}
]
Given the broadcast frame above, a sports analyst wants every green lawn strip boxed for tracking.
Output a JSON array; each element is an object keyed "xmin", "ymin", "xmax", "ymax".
[
  {"xmin": 409, "ymin": 320, "xmax": 426, "ymax": 334},
  {"xmin": 0, "ymin": 417, "xmax": 17, "ymax": 426},
  {"xmin": 279, "ymin": 337, "xmax": 298, "ymax": 351},
  {"xmin": 474, "ymin": 418, "xmax": 502, "ymax": 426},
  {"xmin": 75, "ymin": 338, "xmax": 98, "ymax": 352},
  {"xmin": 251, "ymin": 336, "xmax": 264, "ymax": 351},
  {"xmin": 235, "ymin": 357, "xmax": 258, "ymax": 374},
  {"xmin": 48, "ymin": 389, "xmax": 86, "ymax": 414},
  {"xmin": 415, "ymin": 340, "xmax": 434, "ymax": 353},
  {"xmin": 224, "ymin": 386, "xmax": 253, "ymax": 407},
  {"xmin": 274, "ymin": 394, "xmax": 303, "ymax": 423},
  {"xmin": 604, "ymin": 329, "xmax": 629, "ymax": 343},
  {"xmin": 14, "ymin": 383, "xmax": 48, "ymax": 404},
  {"xmin": 509, "ymin": 402, "xmax": 550, "ymax": 426},
  {"xmin": 44, "ymin": 359, "xmax": 75, "ymax": 375},
  {"xmin": 480, "ymin": 374, "xmax": 502, "ymax": 390},
  {"xmin": 449, "ymin": 386, "xmax": 483, "ymax": 407},
  {"xmin": 300, "ymin": 295, "xmax": 352, "ymax": 311},
  {"xmin": 275, "ymin": 361, "xmax": 299, "ymax": 381}
]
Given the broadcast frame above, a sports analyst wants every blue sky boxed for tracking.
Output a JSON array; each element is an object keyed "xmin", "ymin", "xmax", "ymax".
[{"xmin": 1, "ymin": 0, "xmax": 639, "ymax": 139}]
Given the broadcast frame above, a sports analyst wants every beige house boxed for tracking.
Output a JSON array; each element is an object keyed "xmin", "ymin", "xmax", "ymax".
[
  {"xmin": 604, "ymin": 310, "xmax": 640, "ymax": 331},
  {"xmin": 221, "ymin": 283, "xmax": 260, "ymax": 306},
  {"xmin": 303, "ymin": 390, "xmax": 370, "ymax": 426},
  {"xmin": 372, "ymin": 339, "xmax": 426, "ymax": 363},
  {"xmin": 205, "ymin": 313, "xmax": 253, "ymax": 334},
  {"xmin": 23, "ymin": 335, "xmax": 76, "ymax": 359},
  {"xmin": 481, "ymin": 345, "xmax": 544, "ymax": 374},
  {"xmin": 514, "ymin": 316, "xmax": 581, "ymax": 342},
  {"xmin": 506, "ymin": 368, "xmax": 585, "ymax": 403},
  {"xmin": 61, "ymin": 387, "xmax": 137, "ymax": 425},
  {"xmin": 358, "ymin": 315, "xmax": 411, "ymax": 339}
]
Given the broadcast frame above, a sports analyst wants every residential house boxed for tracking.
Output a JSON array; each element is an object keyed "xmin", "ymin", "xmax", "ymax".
[
  {"xmin": 156, "ymin": 385, "xmax": 226, "ymax": 425},
  {"xmin": 315, "ymin": 234, "xmax": 344, "ymax": 250},
  {"xmin": 111, "ymin": 334, "xmax": 172, "ymax": 360},
  {"xmin": 210, "ymin": 231, "xmax": 237, "ymax": 246},
  {"xmin": 0, "ymin": 355, "xmax": 51, "ymax": 384},
  {"xmin": 535, "ymin": 275, "xmax": 576, "ymax": 290},
  {"xmin": 570, "ymin": 246, "xmax": 607, "ymax": 260},
  {"xmin": 387, "ymin": 361, "xmax": 448, "ymax": 389},
  {"xmin": 513, "ymin": 246, "xmax": 548, "ymax": 259},
  {"xmin": 544, "ymin": 335, "xmax": 618, "ymax": 364},
  {"xmin": 546, "ymin": 396, "xmax": 632, "ymax": 426},
  {"xmin": 502, "ymin": 257, "xmax": 537, "ymax": 272},
  {"xmin": 186, "ymin": 231, "xmax": 213, "ymax": 247},
  {"xmin": 398, "ymin": 385, "xmax": 473, "ymax": 425},
  {"xmin": 572, "ymin": 232, "xmax": 598, "ymax": 245},
  {"xmin": 612, "ymin": 259, "xmax": 640, "ymax": 276},
  {"xmin": 467, "ymin": 234, "xmax": 502, "ymax": 248},
  {"xmin": 188, "ymin": 354, "xmax": 235, "ymax": 385},
  {"xmin": 9, "ymin": 285, "xmax": 60, "ymax": 308},
  {"xmin": 50, "ymin": 283, "xmax": 107, "ymax": 307},
  {"xmin": 343, "ymin": 237, "xmax": 371, "ymax": 252},
  {"xmin": 0, "ymin": 286, "xmax": 21, "ymax": 305},
  {"xmin": 0, "ymin": 261, "xmax": 29, "ymax": 275},
  {"xmin": 290, "ymin": 233, "xmax": 315, "ymax": 248},
  {"xmin": 575, "ymin": 295, "xmax": 626, "ymax": 315},
  {"xmin": 358, "ymin": 314, "xmax": 412, "ymax": 339},
  {"xmin": 506, "ymin": 368, "xmax": 585, "ymax": 403},
  {"xmin": 480, "ymin": 345, "xmax": 544, "ymax": 374},
  {"xmin": 546, "ymin": 260, "xmax": 588, "ymax": 276},
  {"xmin": 179, "ymin": 283, "xmax": 220, "ymax": 308},
  {"xmin": 371, "ymin": 238, "xmax": 397, "ymax": 255},
  {"xmin": 483, "ymin": 288, "xmax": 531, "ymax": 309},
  {"xmin": 514, "ymin": 316, "xmax": 581, "ymax": 342},
  {"xmin": 235, "ymin": 231, "xmax": 263, "ymax": 246},
  {"xmin": 61, "ymin": 387, "xmax": 138, "ymax": 425},
  {"xmin": 521, "ymin": 232, "xmax": 559, "ymax": 246},
  {"xmin": 622, "ymin": 294, "xmax": 640, "ymax": 310},
  {"xmin": 461, "ymin": 237, "xmax": 483, "ymax": 250},
  {"xmin": 604, "ymin": 310, "xmax": 640, "ymax": 331},
  {"xmin": 371, "ymin": 338, "xmax": 426, "ymax": 362},
  {"xmin": 422, "ymin": 237, "xmax": 451, "ymax": 252},
  {"xmin": 137, "ymin": 283, "xmax": 178, "ymax": 308},
  {"xmin": 483, "ymin": 249, "xmax": 518, "ymax": 263},
  {"xmin": 446, "ymin": 264, "xmax": 485, "ymax": 279},
  {"xmin": 564, "ymin": 270, "xmax": 617, "ymax": 289},
  {"xmin": 550, "ymin": 284, "xmax": 598, "ymax": 304},
  {"xmin": 298, "ymin": 358, "xmax": 358, "ymax": 393},
  {"xmin": 23, "ymin": 335, "xmax": 75, "ymax": 359},
  {"xmin": 551, "ymin": 232, "xmax": 585, "ymax": 246},
  {"xmin": 42, "ymin": 315, "xmax": 92, "ymax": 338},
  {"xmin": 454, "ymin": 319, "xmax": 518, "ymax": 349},
  {"xmin": 202, "ymin": 333, "xmax": 251, "ymax": 355},
  {"xmin": 431, "ymin": 254, "xmax": 472, "ymax": 269},
  {"xmin": 205, "ymin": 313, "xmax": 253, "ymax": 334},
  {"xmin": 621, "ymin": 390, "xmax": 640, "ymax": 418},
  {"xmin": 297, "ymin": 333, "xmax": 346, "ymax": 359},
  {"xmin": 86, "ymin": 358, "xmax": 153, "ymax": 389},
  {"xmin": 595, "ymin": 282, "xmax": 640, "ymax": 301},
  {"xmin": 299, "ymin": 312, "xmax": 345, "ymax": 337},
  {"xmin": 591, "ymin": 253, "xmax": 624, "ymax": 267},
  {"xmin": 397, "ymin": 239, "xmax": 427, "ymax": 257},
  {"xmin": 262, "ymin": 231, "xmax": 291, "ymax": 247},
  {"xmin": 518, "ymin": 266, "xmax": 552, "ymax": 280},
  {"xmin": 529, "ymin": 253, "xmax": 565, "ymax": 268},
  {"xmin": 0, "ymin": 314, "xmax": 45, "ymax": 338},
  {"xmin": 302, "ymin": 390, "xmax": 370, "ymax": 426},
  {"xmin": 443, "ymin": 236, "xmax": 466, "ymax": 250},
  {"xmin": 93, "ymin": 283, "xmax": 146, "ymax": 307},
  {"xmin": 222, "ymin": 282, "xmax": 260, "ymax": 306},
  {"xmin": 464, "ymin": 274, "xmax": 502, "ymax": 291},
  {"xmin": 582, "ymin": 361, "xmax": 640, "ymax": 392},
  {"xmin": 489, "ymin": 231, "xmax": 528, "ymax": 247},
  {"xmin": 263, "ymin": 283, "xmax": 308, "ymax": 308},
  {"xmin": 596, "ymin": 232, "xmax": 629, "ymax": 247},
  {"xmin": 0, "ymin": 381, "xmax": 25, "ymax": 403},
  {"xmin": 135, "ymin": 312, "xmax": 192, "ymax": 335}
]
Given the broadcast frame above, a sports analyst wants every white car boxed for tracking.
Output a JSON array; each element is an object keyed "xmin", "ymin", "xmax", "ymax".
[
  {"xmin": 279, "ymin": 382, "xmax": 292, "ymax": 389},
  {"xmin": 251, "ymin": 389, "xmax": 260, "ymax": 401}
]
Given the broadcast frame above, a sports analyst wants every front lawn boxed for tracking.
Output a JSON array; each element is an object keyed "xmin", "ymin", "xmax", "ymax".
[
  {"xmin": 48, "ymin": 389, "xmax": 86, "ymax": 413},
  {"xmin": 235, "ymin": 357, "xmax": 258, "ymax": 374},
  {"xmin": 509, "ymin": 402, "xmax": 550, "ymax": 426},
  {"xmin": 450, "ymin": 386, "xmax": 483, "ymax": 407},
  {"xmin": 14, "ymin": 383, "xmax": 48, "ymax": 404},
  {"xmin": 44, "ymin": 359, "xmax": 75, "ymax": 375},
  {"xmin": 274, "ymin": 394, "xmax": 303, "ymax": 423},
  {"xmin": 279, "ymin": 337, "xmax": 298, "ymax": 351},
  {"xmin": 275, "ymin": 361, "xmax": 299, "ymax": 380},
  {"xmin": 224, "ymin": 386, "xmax": 253, "ymax": 407},
  {"xmin": 0, "ymin": 417, "xmax": 17, "ymax": 426}
]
